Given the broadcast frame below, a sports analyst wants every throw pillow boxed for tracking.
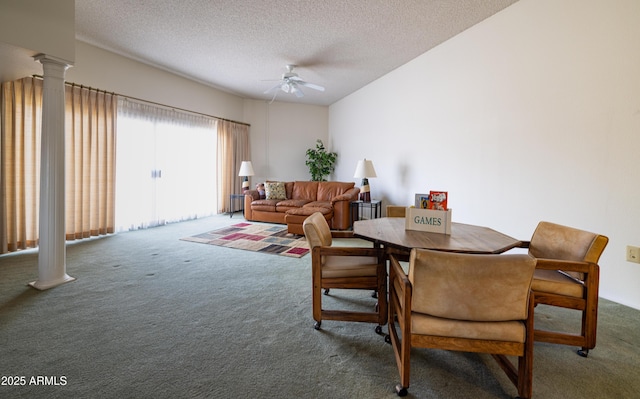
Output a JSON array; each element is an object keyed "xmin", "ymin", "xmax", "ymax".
[{"xmin": 265, "ymin": 182, "xmax": 286, "ymax": 200}]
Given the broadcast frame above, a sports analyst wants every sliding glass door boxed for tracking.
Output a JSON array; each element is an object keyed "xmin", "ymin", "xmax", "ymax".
[{"xmin": 115, "ymin": 100, "xmax": 217, "ymax": 231}]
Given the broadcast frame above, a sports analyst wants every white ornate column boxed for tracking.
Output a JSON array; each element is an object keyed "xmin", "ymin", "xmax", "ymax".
[{"xmin": 29, "ymin": 54, "xmax": 75, "ymax": 290}]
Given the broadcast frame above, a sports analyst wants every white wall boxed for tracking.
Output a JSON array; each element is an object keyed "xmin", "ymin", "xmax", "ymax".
[
  {"xmin": 329, "ymin": 0, "xmax": 640, "ymax": 309},
  {"xmin": 242, "ymin": 99, "xmax": 329, "ymax": 185},
  {"xmin": 67, "ymin": 42, "xmax": 245, "ymax": 122}
]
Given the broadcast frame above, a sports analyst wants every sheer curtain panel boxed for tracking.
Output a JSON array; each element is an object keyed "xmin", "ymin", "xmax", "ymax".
[{"xmin": 115, "ymin": 99, "xmax": 217, "ymax": 231}]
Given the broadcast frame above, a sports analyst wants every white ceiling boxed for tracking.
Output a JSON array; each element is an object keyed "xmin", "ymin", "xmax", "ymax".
[{"xmin": 3, "ymin": 1, "xmax": 519, "ymax": 106}]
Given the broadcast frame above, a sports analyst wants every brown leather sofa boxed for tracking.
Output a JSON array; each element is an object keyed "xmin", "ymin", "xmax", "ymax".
[{"xmin": 244, "ymin": 181, "xmax": 359, "ymax": 234}]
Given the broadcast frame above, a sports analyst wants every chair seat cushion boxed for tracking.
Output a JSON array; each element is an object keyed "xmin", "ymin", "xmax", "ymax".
[
  {"xmin": 532, "ymin": 269, "xmax": 584, "ymax": 298},
  {"xmin": 412, "ymin": 312, "xmax": 526, "ymax": 343},
  {"xmin": 322, "ymin": 256, "xmax": 379, "ymax": 278}
]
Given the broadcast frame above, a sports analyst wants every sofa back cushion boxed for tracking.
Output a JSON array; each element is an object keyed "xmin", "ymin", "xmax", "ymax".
[
  {"xmin": 317, "ymin": 182, "xmax": 355, "ymax": 202},
  {"xmin": 292, "ymin": 181, "xmax": 319, "ymax": 201},
  {"xmin": 285, "ymin": 182, "xmax": 294, "ymax": 199}
]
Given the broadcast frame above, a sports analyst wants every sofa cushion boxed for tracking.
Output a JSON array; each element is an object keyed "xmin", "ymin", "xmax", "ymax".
[
  {"xmin": 265, "ymin": 182, "xmax": 287, "ymax": 200},
  {"xmin": 292, "ymin": 181, "xmax": 319, "ymax": 201},
  {"xmin": 276, "ymin": 199, "xmax": 312, "ymax": 213},
  {"xmin": 303, "ymin": 201, "xmax": 332, "ymax": 210},
  {"xmin": 277, "ymin": 199, "xmax": 311, "ymax": 207},
  {"xmin": 250, "ymin": 199, "xmax": 280, "ymax": 212},
  {"xmin": 317, "ymin": 182, "xmax": 355, "ymax": 201},
  {"xmin": 285, "ymin": 207, "xmax": 333, "ymax": 226}
]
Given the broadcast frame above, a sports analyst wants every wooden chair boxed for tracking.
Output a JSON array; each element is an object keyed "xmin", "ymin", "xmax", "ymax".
[
  {"xmin": 386, "ymin": 205, "xmax": 407, "ymax": 218},
  {"xmin": 388, "ymin": 249, "xmax": 536, "ymax": 398},
  {"xmin": 303, "ymin": 212, "xmax": 387, "ymax": 333},
  {"xmin": 520, "ymin": 221, "xmax": 608, "ymax": 357}
]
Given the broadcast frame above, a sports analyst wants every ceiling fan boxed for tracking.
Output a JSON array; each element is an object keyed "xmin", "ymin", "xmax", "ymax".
[{"xmin": 263, "ymin": 64, "xmax": 325, "ymax": 99}]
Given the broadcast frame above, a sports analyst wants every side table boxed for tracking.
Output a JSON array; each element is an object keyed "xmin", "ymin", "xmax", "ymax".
[
  {"xmin": 351, "ymin": 200, "xmax": 382, "ymax": 226},
  {"xmin": 228, "ymin": 194, "xmax": 245, "ymax": 218}
]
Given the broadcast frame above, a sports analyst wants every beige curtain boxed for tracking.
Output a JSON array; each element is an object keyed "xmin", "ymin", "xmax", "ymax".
[
  {"xmin": 0, "ymin": 77, "xmax": 116, "ymax": 254},
  {"xmin": 217, "ymin": 119, "xmax": 250, "ymax": 213},
  {"xmin": 65, "ymin": 84, "xmax": 117, "ymax": 240},
  {"xmin": 0, "ymin": 77, "xmax": 42, "ymax": 252}
]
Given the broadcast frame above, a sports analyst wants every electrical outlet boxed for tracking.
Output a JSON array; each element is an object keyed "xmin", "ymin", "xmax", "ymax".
[{"xmin": 626, "ymin": 245, "xmax": 640, "ymax": 264}]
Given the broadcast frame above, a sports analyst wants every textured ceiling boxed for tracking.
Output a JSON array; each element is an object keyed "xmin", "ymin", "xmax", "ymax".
[{"xmin": 9, "ymin": 1, "xmax": 519, "ymax": 106}]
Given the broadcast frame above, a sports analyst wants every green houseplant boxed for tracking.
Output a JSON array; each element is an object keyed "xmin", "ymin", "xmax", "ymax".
[{"xmin": 305, "ymin": 139, "xmax": 337, "ymax": 181}]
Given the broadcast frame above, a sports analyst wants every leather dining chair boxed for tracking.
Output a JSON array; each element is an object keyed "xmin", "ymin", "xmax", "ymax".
[
  {"xmin": 386, "ymin": 205, "xmax": 407, "ymax": 218},
  {"xmin": 520, "ymin": 221, "xmax": 608, "ymax": 357},
  {"xmin": 303, "ymin": 212, "xmax": 387, "ymax": 333},
  {"xmin": 388, "ymin": 249, "xmax": 536, "ymax": 398}
]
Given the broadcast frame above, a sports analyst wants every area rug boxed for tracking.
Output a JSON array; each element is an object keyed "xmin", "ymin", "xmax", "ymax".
[{"xmin": 180, "ymin": 222, "xmax": 309, "ymax": 258}]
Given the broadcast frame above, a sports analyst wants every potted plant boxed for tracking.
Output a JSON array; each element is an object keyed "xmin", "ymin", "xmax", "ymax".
[{"xmin": 305, "ymin": 139, "xmax": 337, "ymax": 181}]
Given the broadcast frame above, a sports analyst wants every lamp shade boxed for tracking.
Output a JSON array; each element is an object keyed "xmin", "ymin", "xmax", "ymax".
[
  {"xmin": 353, "ymin": 159, "xmax": 377, "ymax": 179},
  {"xmin": 238, "ymin": 161, "xmax": 255, "ymax": 177}
]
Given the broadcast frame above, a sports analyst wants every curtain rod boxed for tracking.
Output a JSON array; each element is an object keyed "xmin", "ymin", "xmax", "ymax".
[{"xmin": 31, "ymin": 74, "xmax": 250, "ymax": 127}]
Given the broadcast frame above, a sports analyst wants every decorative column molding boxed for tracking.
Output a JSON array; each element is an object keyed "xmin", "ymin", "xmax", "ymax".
[{"xmin": 29, "ymin": 54, "xmax": 75, "ymax": 290}]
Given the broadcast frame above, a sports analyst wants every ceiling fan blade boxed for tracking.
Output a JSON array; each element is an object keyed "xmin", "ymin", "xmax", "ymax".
[
  {"xmin": 296, "ymin": 80, "xmax": 325, "ymax": 92},
  {"xmin": 292, "ymin": 86, "xmax": 304, "ymax": 98},
  {"xmin": 264, "ymin": 83, "xmax": 282, "ymax": 94}
]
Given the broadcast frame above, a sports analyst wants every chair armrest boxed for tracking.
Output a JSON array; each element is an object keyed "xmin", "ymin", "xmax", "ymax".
[
  {"xmin": 389, "ymin": 254, "xmax": 410, "ymax": 286},
  {"xmin": 330, "ymin": 230, "xmax": 355, "ymax": 239},
  {"xmin": 535, "ymin": 258, "xmax": 597, "ymax": 274},
  {"xmin": 518, "ymin": 241, "xmax": 531, "ymax": 249},
  {"xmin": 313, "ymin": 246, "xmax": 383, "ymax": 258},
  {"xmin": 389, "ymin": 254, "xmax": 412, "ymax": 326}
]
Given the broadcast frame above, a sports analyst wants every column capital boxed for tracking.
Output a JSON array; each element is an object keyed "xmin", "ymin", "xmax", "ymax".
[
  {"xmin": 33, "ymin": 53, "xmax": 73, "ymax": 67},
  {"xmin": 33, "ymin": 53, "xmax": 73, "ymax": 78}
]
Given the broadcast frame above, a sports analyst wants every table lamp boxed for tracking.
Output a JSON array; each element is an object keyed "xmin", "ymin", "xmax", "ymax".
[
  {"xmin": 238, "ymin": 161, "xmax": 255, "ymax": 192},
  {"xmin": 353, "ymin": 159, "xmax": 377, "ymax": 202}
]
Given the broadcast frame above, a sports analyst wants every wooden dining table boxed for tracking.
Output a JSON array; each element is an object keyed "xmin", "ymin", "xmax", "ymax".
[{"xmin": 353, "ymin": 217, "xmax": 522, "ymax": 254}]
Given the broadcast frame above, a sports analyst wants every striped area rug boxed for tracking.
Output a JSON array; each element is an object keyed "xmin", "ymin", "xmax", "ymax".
[{"xmin": 180, "ymin": 222, "xmax": 309, "ymax": 258}]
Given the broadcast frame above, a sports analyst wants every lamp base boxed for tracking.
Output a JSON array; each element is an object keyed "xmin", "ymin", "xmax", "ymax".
[{"xmin": 359, "ymin": 180, "xmax": 371, "ymax": 202}]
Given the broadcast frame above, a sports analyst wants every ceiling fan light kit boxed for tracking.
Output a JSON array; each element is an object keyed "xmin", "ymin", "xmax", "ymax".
[{"xmin": 264, "ymin": 64, "xmax": 325, "ymax": 101}]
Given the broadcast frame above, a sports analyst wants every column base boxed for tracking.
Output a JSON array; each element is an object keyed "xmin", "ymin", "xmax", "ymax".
[{"xmin": 29, "ymin": 274, "xmax": 76, "ymax": 291}]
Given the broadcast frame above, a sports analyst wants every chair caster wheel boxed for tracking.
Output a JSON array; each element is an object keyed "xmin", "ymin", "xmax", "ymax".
[
  {"xmin": 371, "ymin": 290, "xmax": 378, "ymax": 298},
  {"xmin": 314, "ymin": 321, "xmax": 321, "ymax": 330},
  {"xmin": 384, "ymin": 334, "xmax": 391, "ymax": 344},
  {"xmin": 577, "ymin": 349, "xmax": 589, "ymax": 357},
  {"xmin": 323, "ymin": 288, "xmax": 330, "ymax": 295},
  {"xmin": 395, "ymin": 384, "xmax": 408, "ymax": 397},
  {"xmin": 375, "ymin": 325, "xmax": 382, "ymax": 334}
]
